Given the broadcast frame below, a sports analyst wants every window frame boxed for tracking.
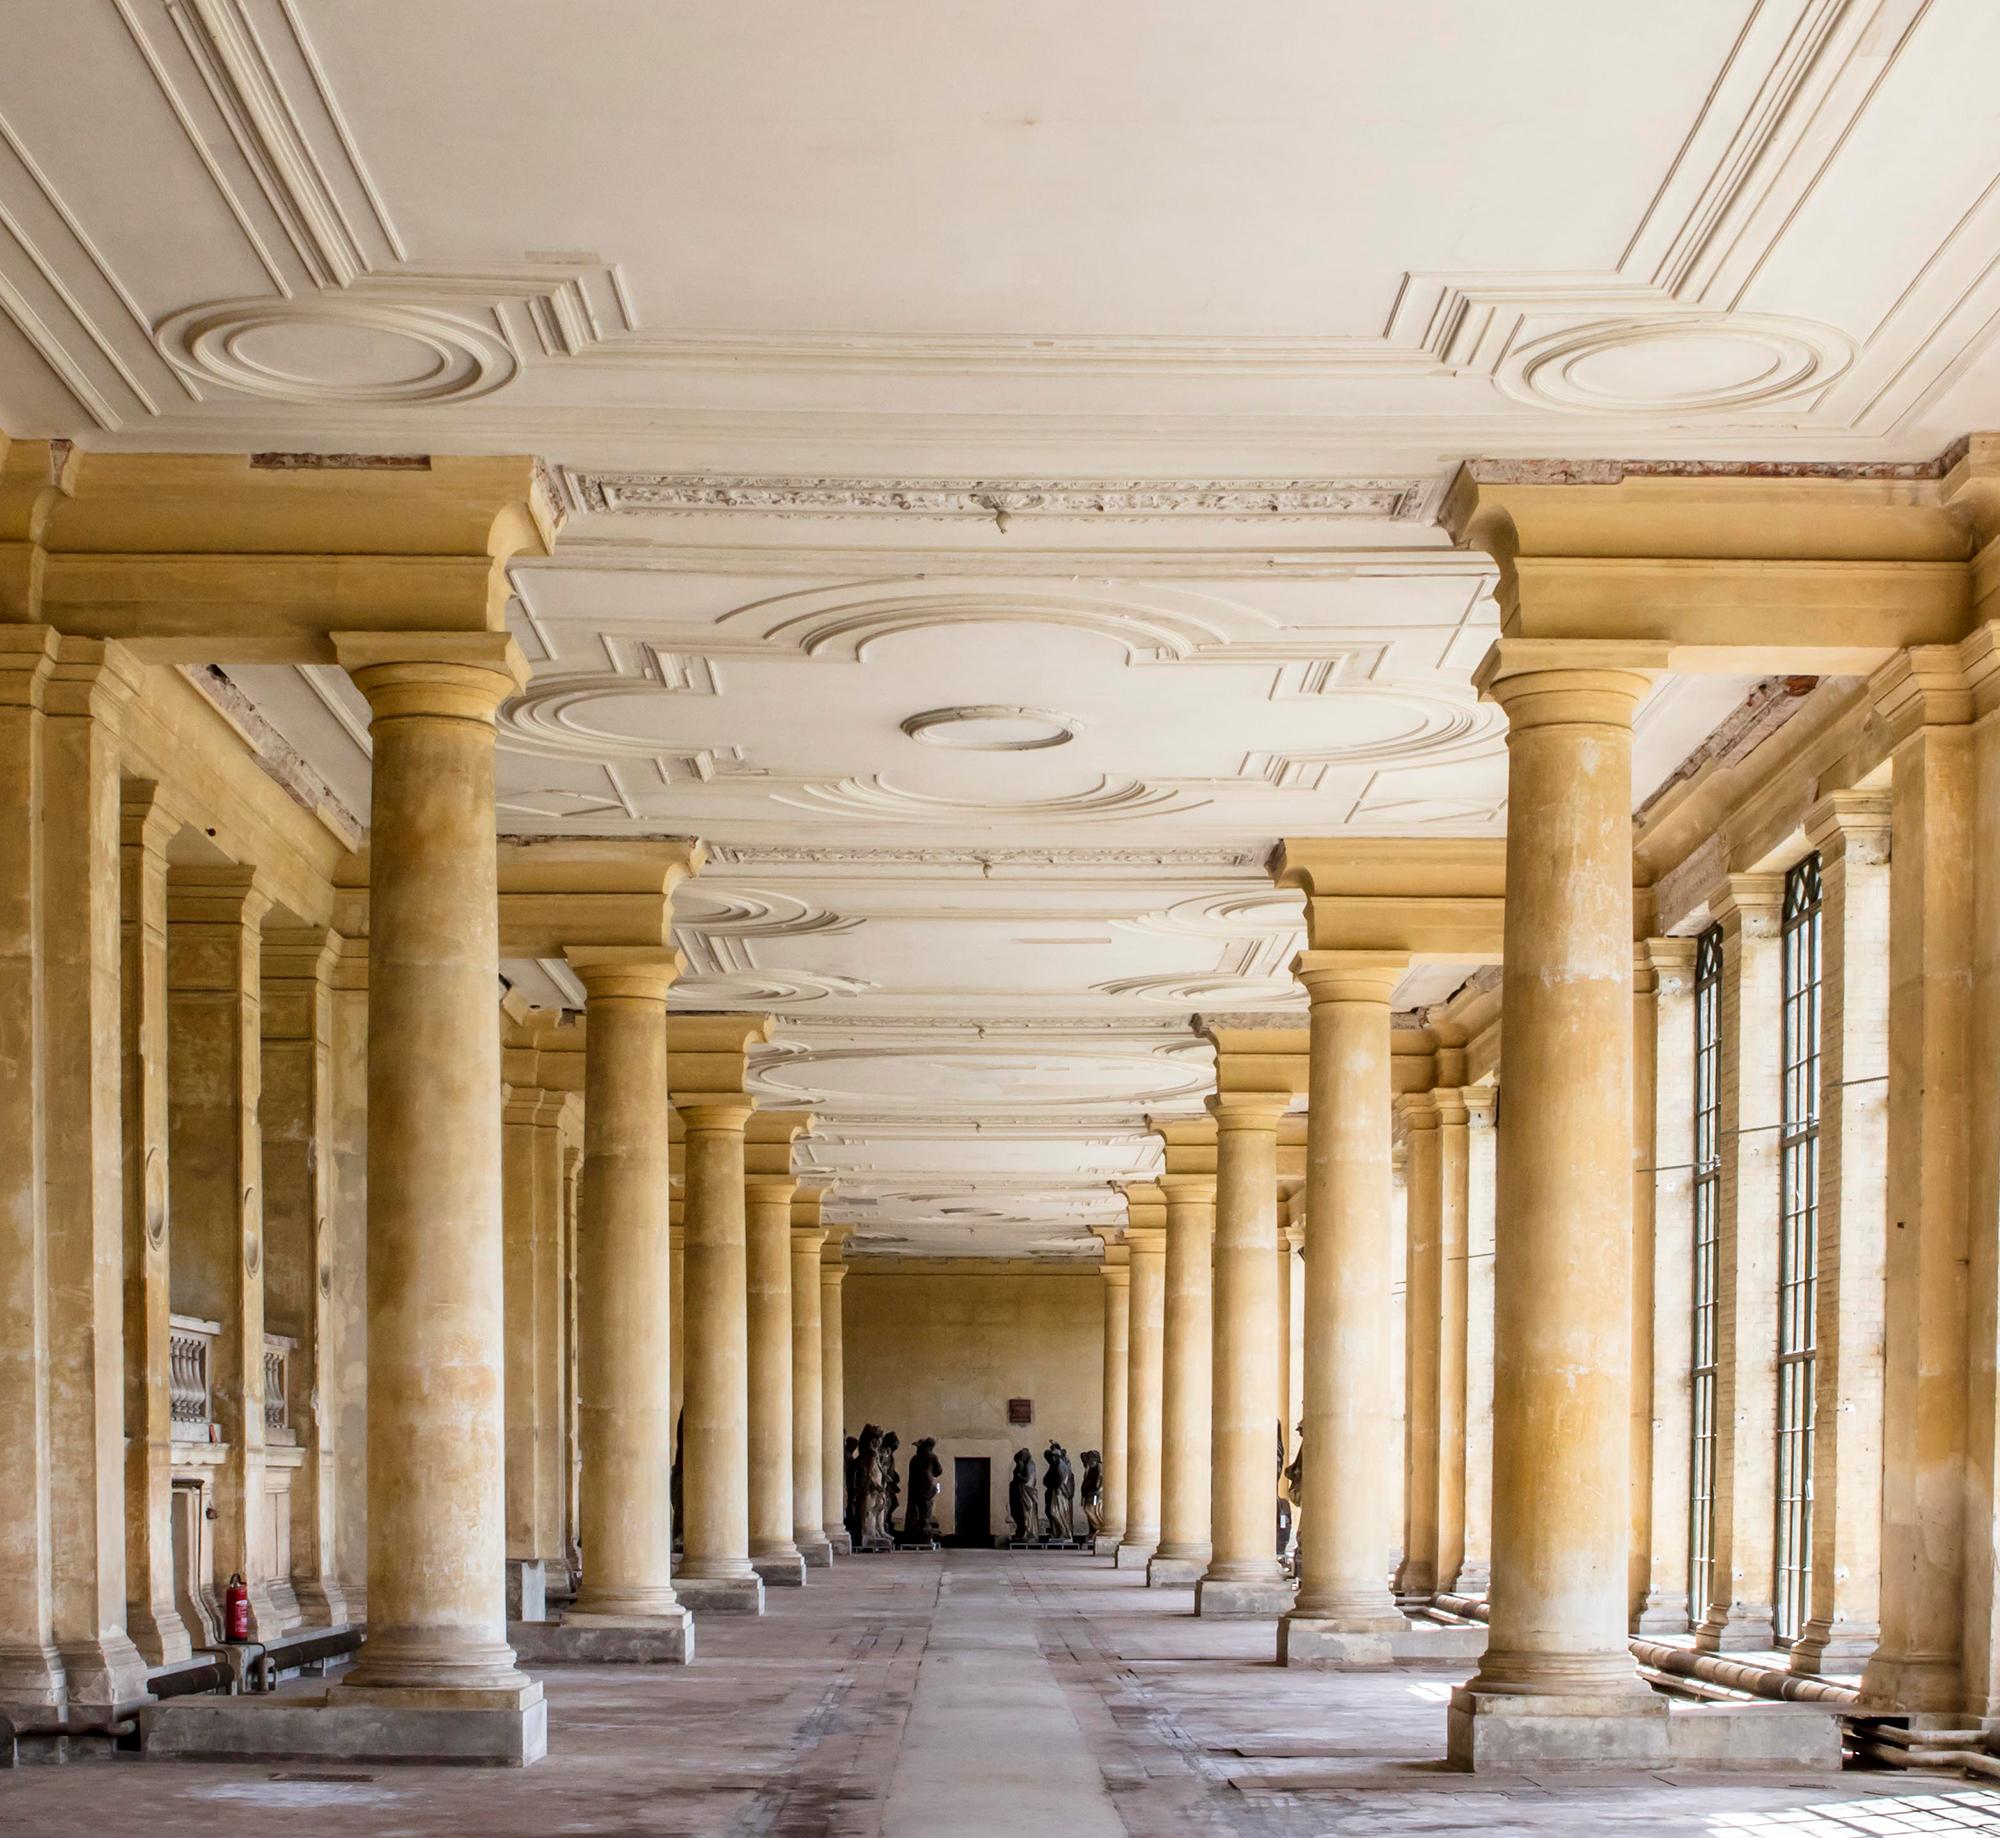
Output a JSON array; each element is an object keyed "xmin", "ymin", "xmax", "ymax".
[{"xmin": 1688, "ymin": 924, "xmax": 1723, "ymax": 1627}]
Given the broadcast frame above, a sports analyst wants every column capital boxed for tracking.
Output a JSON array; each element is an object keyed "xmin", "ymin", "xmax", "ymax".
[
  {"xmin": 1432, "ymin": 1088, "xmax": 1471, "ymax": 1128},
  {"xmin": 1472, "ymin": 642, "xmax": 1655, "ymax": 726},
  {"xmin": 0, "ymin": 623, "xmax": 59, "ymax": 705},
  {"xmin": 1868, "ymin": 643, "xmax": 1973, "ymax": 742},
  {"xmin": 261, "ymin": 923, "xmax": 341, "ymax": 986},
  {"xmin": 120, "ymin": 779, "xmax": 178, "ymax": 857},
  {"xmin": 1206, "ymin": 1090, "xmax": 1291, "ymax": 1132},
  {"xmin": 1396, "ymin": 1088, "xmax": 1442, "ymax": 1132},
  {"xmin": 1462, "ymin": 1084, "xmax": 1497, "ymax": 1127},
  {"xmin": 43, "ymin": 632, "xmax": 144, "ymax": 722},
  {"xmin": 672, "ymin": 1095, "xmax": 756, "ymax": 1133},
  {"xmin": 1803, "ymin": 787, "xmax": 1892, "ymax": 864},
  {"xmin": 790, "ymin": 1224, "xmax": 828, "ymax": 1254},
  {"xmin": 1711, "ymin": 870, "xmax": 1784, "ymax": 932},
  {"xmin": 1292, "ymin": 948, "xmax": 1409, "ymax": 1004},
  {"xmin": 165, "ymin": 861, "xmax": 272, "ymax": 932},
  {"xmin": 1638, "ymin": 933, "xmax": 1699, "ymax": 995},
  {"xmin": 1124, "ymin": 1222, "xmax": 1167, "ymax": 1254},
  {"xmin": 745, "ymin": 1174, "xmax": 799, "ymax": 1205},
  {"xmin": 568, "ymin": 946, "xmax": 684, "ymax": 1002},
  {"xmin": 333, "ymin": 630, "xmax": 527, "ymax": 722},
  {"xmin": 1158, "ymin": 1172, "xmax": 1218, "ymax": 1204}
]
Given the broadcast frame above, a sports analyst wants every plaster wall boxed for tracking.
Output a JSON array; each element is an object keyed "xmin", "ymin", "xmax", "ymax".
[{"xmin": 841, "ymin": 1266, "xmax": 1105, "ymax": 1541}]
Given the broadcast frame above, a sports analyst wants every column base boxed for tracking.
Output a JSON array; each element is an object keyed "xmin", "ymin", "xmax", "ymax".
[
  {"xmin": 57, "ymin": 1630, "xmax": 154, "ymax": 1718},
  {"xmin": 126, "ymin": 1598, "xmax": 195, "ymax": 1669},
  {"xmin": 1447, "ymin": 1685, "xmax": 1670, "ymax": 1772},
  {"xmin": 1146, "ymin": 1550, "xmax": 1208, "ymax": 1587},
  {"xmin": 1279, "ymin": 1614, "xmax": 1487, "ymax": 1668},
  {"xmin": 506, "ymin": 1559, "xmax": 549, "ymax": 1623},
  {"xmin": 1859, "ymin": 1651, "xmax": 1966, "ymax": 1714},
  {"xmin": 796, "ymin": 1535, "xmax": 835, "ymax": 1568},
  {"xmin": 0, "ymin": 1645, "xmax": 70, "ymax": 1718},
  {"xmin": 142, "ymin": 1681, "xmax": 546, "ymax": 1767},
  {"xmin": 1788, "ymin": 1619, "xmax": 1879, "ymax": 1675},
  {"xmin": 751, "ymin": 1551, "xmax": 807, "ymax": 1588},
  {"xmin": 1696, "ymin": 1605, "xmax": 1779, "ymax": 1652},
  {"xmin": 823, "ymin": 1526, "xmax": 853, "ymax": 1556},
  {"xmin": 1195, "ymin": 1573, "xmax": 1296, "ymax": 1618},
  {"xmin": 1633, "ymin": 1588, "xmax": 1691, "ymax": 1636},
  {"xmin": 673, "ymin": 1573, "xmax": 766, "ymax": 1614},
  {"xmin": 509, "ymin": 1608, "xmax": 692, "ymax": 1666}
]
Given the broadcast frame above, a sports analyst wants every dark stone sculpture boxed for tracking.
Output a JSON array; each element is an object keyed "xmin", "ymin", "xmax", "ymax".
[
  {"xmin": 1042, "ymin": 1441, "xmax": 1075, "ymax": 1542},
  {"xmin": 843, "ymin": 1434, "xmax": 861, "ymax": 1540},
  {"xmin": 1008, "ymin": 1447, "xmax": 1039, "ymax": 1542},
  {"xmin": 1079, "ymin": 1449, "xmax": 1105, "ymax": 1539},
  {"xmin": 671, "ymin": 1409, "xmax": 684, "ymax": 1548},
  {"xmin": 880, "ymin": 1430, "xmax": 902, "ymax": 1540},
  {"xmin": 902, "ymin": 1437, "xmax": 943, "ymax": 1542}
]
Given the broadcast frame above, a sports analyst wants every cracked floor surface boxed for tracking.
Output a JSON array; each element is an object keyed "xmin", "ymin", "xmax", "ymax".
[{"xmin": 8, "ymin": 1550, "xmax": 2000, "ymax": 1836}]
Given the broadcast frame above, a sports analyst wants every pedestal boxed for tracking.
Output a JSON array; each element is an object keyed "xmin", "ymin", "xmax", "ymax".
[
  {"xmin": 509, "ymin": 1607, "xmax": 692, "ymax": 1665},
  {"xmin": 1113, "ymin": 1540, "xmax": 1156, "ymax": 1571},
  {"xmin": 1279, "ymin": 1616, "xmax": 1486, "ymax": 1668},
  {"xmin": 143, "ymin": 1682, "xmax": 547, "ymax": 1767},
  {"xmin": 1146, "ymin": 1553, "xmax": 1206, "ymax": 1587},
  {"xmin": 752, "ymin": 1552, "xmax": 807, "ymax": 1588},
  {"xmin": 1195, "ymin": 1575, "xmax": 1297, "ymax": 1618},
  {"xmin": 798, "ymin": 1536, "xmax": 835, "ymax": 1569},
  {"xmin": 674, "ymin": 1574, "xmax": 765, "ymax": 1614}
]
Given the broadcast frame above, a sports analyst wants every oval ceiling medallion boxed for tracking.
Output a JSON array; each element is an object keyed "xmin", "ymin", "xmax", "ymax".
[
  {"xmin": 775, "ymin": 774, "xmax": 1204, "ymax": 823},
  {"xmin": 159, "ymin": 296, "xmax": 517, "ymax": 405},
  {"xmin": 1499, "ymin": 313, "xmax": 1853, "ymax": 416},
  {"xmin": 499, "ymin": 676, "xmax": 678, "ymax": 759},
  {"xmin": 901, "ymin": 705, "xmax": 1079, "ymax": 751}
]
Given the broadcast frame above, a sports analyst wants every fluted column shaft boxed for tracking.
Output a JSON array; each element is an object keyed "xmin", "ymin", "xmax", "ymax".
[
  {"xmin": 572, "ymin": 960, "xmax": 682, "ymax": 1621},
  {"xmin": 1282, "ymin": 956, "xmax": 1410, "ymax": 1650},
  {"xmin": 1150, "ymin": 1178, "xmax": 1214, "ymax": 1579},
  {"xmin": 678, "ymin": 1100, "xmax": 757, "ymax": 1585},
  {"xmin": 336, "ymin": 634, "xmax": 531, "ymax": 1702},
  {"xmin": 1117, "ymin": 1230, "xmax": 1165, "ymax": 1564},
  {"xmin": 1461, "ymin": 665, "xmax": 1653, "ymax": 1713},
  {"xmin": 745, "ymin": 1176, "xmax": 803, "ymax": 1580},
  {"xmin": 820, "ymin": 1261, "xmax": 850, "ymax": 1554},
  {"xmin": 1198, "ymin": 1093, "xmax": 1292, "ymax": 1614}
]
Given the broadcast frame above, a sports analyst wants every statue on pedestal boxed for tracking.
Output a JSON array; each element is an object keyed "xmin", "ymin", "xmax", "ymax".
[
  {"xmin": 1042, "ymin": 1441, "xmax": 1075, "ymax": 1542},
  {"xmin": 854, "ymin": 1424, "xmax": 887, "ymax": 1547},
  {"xmin": 1079, "ymin": 1449, "xmax": 1105, "ymax": 1538},
  {"xmin": 879, "ymin": 1430, "xmax": 902, "ymax": 1541},
  {"xmin": 1008, "ymin": 1447, "xmax": 1039, "ymax": 1542},
  {"xmin": 902, "ymin": 1437, "xmax": 943, "ymax": 1542}
]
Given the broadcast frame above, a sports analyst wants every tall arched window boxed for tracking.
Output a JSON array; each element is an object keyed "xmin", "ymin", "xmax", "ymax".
[{"xmin": 1688, "ymin": 924, "xmax": 1723, "ymax": 1626}]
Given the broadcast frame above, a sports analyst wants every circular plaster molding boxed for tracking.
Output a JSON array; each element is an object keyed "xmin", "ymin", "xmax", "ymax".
[
  {"xmin": 668, "ymin": 970, "xmax": 876, "ymax": 1006},
  {"xmin": 776, "ymin": 774, "xmax": 1205, "ymax": 823},
  {"xmin": 499, "ymin": 675, "xmax": 679, "ymax": 760},
  {"xmin": 159, "ymin": 296, "xmax": 517, "ymax": 405},
  {"xmin": 1094, "ymin": 972, "xmax": 1305, "ymax": 1009},
  {"xmin": 901, "ymin": 705, "xmax": 1079, "ymax": 751},
  {"xmin": 1498, "ymin": 313, "xmax": 1854, "ymax": 417}
]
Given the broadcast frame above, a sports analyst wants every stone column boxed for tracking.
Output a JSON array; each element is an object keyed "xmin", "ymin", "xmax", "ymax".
[
  {"xmin": 569, "ymin": 957, "xmax": 689, "ymax": 1648},
  {"xmin": 561, "ymin": 1139, "xmax": 583, "ymax": 1591},
  {"xmin": 501, "ymin": 1084, "xmax": 570, "ymax": 1615},
  {"xmin": 1450, "ymin": 663, "xmax": 1662, "ymax": 1770},
  {"xmin": 1454, "ymin": 1085, "xmax": 1498, "ymax": 1596},
  {"xmin": 1149, "ymin": 1175, "xmax": 1214, "ymax": 1586},
  {"xmin": 168, "ymin": 864, "xmax": 279, "ymax": 1641},
  {"xmin": 820, "ymin": 1255, "xmax": 851, "ymax": 1555},
  {"xmin": 669, "ymin": 1221, "xmax": 685, "ymax": 1457},
  {"xmin": 0, "ymin": 631, "xmax": 66, "ymax": 1716},
  {"xmin": 1097, "ymin": 1250, "xmax": 1130, "ymax": 1546},
  {"xmin": 745, "ymin": 1173, "xmax": 806, "ymax": 1586},
  {"xmin": 1197, "ymin": 1092, "xmax": 1293, "ymax": 1617},
  {"xmin": 1434, "ymin": 1090, "xmax": 1471, "ymax": 1601},
  {"xmin": 1115, "ymin": 1226, "xmax": 1165, "ymax": 1568},
  {"xmin": 791, "ymin": 1220, "xmax": 833, "ymax": 1567},
  {"xmin": 1697, "ymin": 875, "xmax": 1785, "ymax": 1653},
  {"xmin": 119, "ymin": 784, "xmax": 191, "ymax": 1665},
  {"xmin": 326, "ymin": 936, "xmax": 369, "ymax": 1620},
  {"xmin": 675, "ymin": 1097, "xmax": 764, "ymax": 1613},
  {"xmin": 1275, "ymin": 1206, "xmax": 1294, "ymax": 1474},
  {"xmin": 1281, "ymin": 954, "xmax": 1416, "ymax": 1664},
  {"xmin": 1396, "ymin": 1092, "xmax": 1443, "ymax": 1601},
  {"xmin": 1793, "ymin": 793, "xmax": 1891, "ymax": 1675},
  {"xmin": 1284, "ymin": 1224, "xmax": 1305, "ymax": 1473},
  {"xmin": 1636, "ymin": 940, "xmax": 1697, "ymax": 1632},
  {"xmin": 332, "ymin": 634, "xmax": 538, "ymax": 1732},
  {"xmin": 261, "ymin": 925, "xmax": 349, "ymax": 1628}
]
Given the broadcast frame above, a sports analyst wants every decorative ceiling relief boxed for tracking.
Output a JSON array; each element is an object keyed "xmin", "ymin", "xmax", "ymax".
[
  {"xmin": 901, "ymin": 706, "xmax": 1079, "ymax": 751},
  {"xmin": 772, "ymin": 774, "xmax": 1208, "ymax": 825}
]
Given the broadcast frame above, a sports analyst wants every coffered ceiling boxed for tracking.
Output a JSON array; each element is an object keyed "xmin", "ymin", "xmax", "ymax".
[{"xmin": 6, "ymin": 1, "xmax": 1997, "ymax": 1254}]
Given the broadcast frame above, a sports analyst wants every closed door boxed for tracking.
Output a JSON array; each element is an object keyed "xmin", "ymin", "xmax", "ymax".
[{"xmin": 951, "ymin": 1457, "xmax": 991, "ymax": 1545}]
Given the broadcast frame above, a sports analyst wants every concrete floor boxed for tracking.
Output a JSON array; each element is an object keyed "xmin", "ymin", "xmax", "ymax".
[{"xmin": 9, "ymin": 1550, "xmax": 2000, "ymax": 1836}]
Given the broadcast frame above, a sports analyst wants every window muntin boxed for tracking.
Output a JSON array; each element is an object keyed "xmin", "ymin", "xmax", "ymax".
[
  {"xmin": 1774, "ymin": 853, "xmax": 1823, "ymax": 1645},
  {"xmin": 1688, "ymin": 924, "xmax": 1723, "ymax": 1626}
]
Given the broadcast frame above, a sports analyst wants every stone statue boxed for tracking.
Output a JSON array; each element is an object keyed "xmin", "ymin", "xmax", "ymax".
[
  {"xmin": 1080, "ymin": 1449, "xmax": 1105, "ymax": 1538},
  {"xmin": 1042, "ymin": 1441, "xmax": 1075, "ymax": 1542},
  {"xmin": 671, "ymin": 1408, "xmax": 684, "ymax": 1548},
  {"xmin": 843, "ymin": 1434, "xmax": 861, "ymax": 1540},
  {"xmin": 854, "ymin": 1424, "xmax": 887, "ymax": 1546},
  {"xmin": 902, "ymin": 1437, "xmax": 943, "ymax": 1542},
  {"xmin": 879, "ymin": 1430, "xmax": 902, "ymax": 1540},
  {"xmin": 1008, "ymin": 1447, "xmax": 1039, "ymax": 1542},
  {"xmin": 1283, "ymin": 1422, "xmax": 1304, "ymax": 1568}
]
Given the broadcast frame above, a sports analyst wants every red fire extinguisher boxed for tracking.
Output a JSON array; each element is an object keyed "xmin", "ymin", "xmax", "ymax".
[{"xmin": 224, "ymin": 1573, "xmax": 250, "ymax": 1642}]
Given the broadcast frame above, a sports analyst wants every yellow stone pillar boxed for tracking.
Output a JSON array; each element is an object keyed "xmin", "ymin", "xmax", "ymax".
[
  {"xmin": 1793, "ymin": 792, "xmax": 1892, "ymax": 1676},
  {"xmin": 669, "ymin": 1218, "xmax": 685, "ymax": 1447},
  {"xmin": 1114, "ymin": 1199, "xmax": 1166, "ymax": 1569},
  {"xmin": 1455, "ymin": 1084, "xmax": 1498, "ymax": 1597},
  {"xmin": 1697, "ymin": 875, "xmax": 1785, "ymax": 1653},
  {"xmin": 1395, "ymin": 1091, "xmax": 1442, "ymax": 1601},
  {"xmin": 1279, "ymin": 954, "xmax": 1413, "ymax": 1663},
  {"xmin": 820, "ymin": 1248, "xmax": 851, "ymax": 1555},
  {"xmin": 1434, "ymin": 1089, "xmax": 1471, "ymax": 1600},
  {"xmin": 260, "ymin": 925, "xmax": 350, "ymax": 1630},
  {"xmin": 1149, "ymin": 1172, "xmax": 1214, "ymax": 1586},
  {"xmin": 1449, "ymin": 660, "xmax": 1664, "ymax": 1769},
  {"xmin": 743, "ymin": 1138, "xmax": 807, "ymax": 1586},
  {"xmin": 1097, "ymin": 1244, "xmax": 1130, "ymax": 1546},
  {"xmin": 1275, "ymin": 1196, "xmax": 1296, "ymax": 1485},
  {"xmin": 567, "ymin": 954, "xmax": 691, "ymax": 1651},
  {"xmin": 332, "ymin": 633, "xmax": 538, "ymax": 1728},
  {"xmin": 791, "ymin": 1198, "xmax": 833, "ymax": 1568},
  {"xmin": 1197, "ymin": 1092, "xmax": 1294, "ymax": 1617},
  {"xmin": 168, "ymin": 864, "xmax": 279, "ymax": 1641},
  {"xmin": 501, "ymin": 1080, "xmax": 570, "ymax": 1611},
  {"xmin": 118, "ymin": 783, "xmax": 191, "ymax": 1667},
  {"xmin": 326, "ymin": 933, "xmax": 369, "ymax": 1621}
]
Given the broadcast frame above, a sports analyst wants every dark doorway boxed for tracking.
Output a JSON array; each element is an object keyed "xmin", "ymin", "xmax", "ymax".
[{"xmin": 950, "ymin": 1457, "xmax": 991, "ymax": 1546}]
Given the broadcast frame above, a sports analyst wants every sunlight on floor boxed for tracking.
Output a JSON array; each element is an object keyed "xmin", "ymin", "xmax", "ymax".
[{"xmin": 1709, "ymin": 1788, "xmax": 2000, "ymax": 1833}]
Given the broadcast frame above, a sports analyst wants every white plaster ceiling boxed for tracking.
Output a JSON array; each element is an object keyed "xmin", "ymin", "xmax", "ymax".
[{"xmin": 6, "ymin": 1, "xmax": 1999, "ymax": 1253}]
